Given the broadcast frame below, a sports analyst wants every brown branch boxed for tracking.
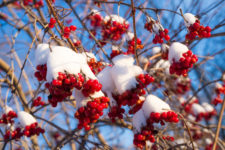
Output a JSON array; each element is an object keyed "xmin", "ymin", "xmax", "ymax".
[
  {"xmin": 130, "ymin": 0, "xmax": 139, "ymax": 66},
  {"xmin": 212, "ymin": 97, "xmax": 225, "ymax": 150},
  {"xmin": 45, "ymin": 0, "xmax": 77, "ymax": 52}
]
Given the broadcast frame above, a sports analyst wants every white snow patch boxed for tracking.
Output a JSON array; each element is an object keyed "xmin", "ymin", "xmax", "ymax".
[
  {"xmin": 132, "ymin": 109, "xmax": 146, "ymax": 133},
  {"xmin": 202, "ymin": 102, "xmax": 214, "ymax": 112},
  {"xmin": 97, "ymin": 66, "xmax": 115, "ymax": 92},
  {"xmin": 35, "ymin": 43, "xmax": 51, "ymax": 65},
  {"xmin": 192, "ymin": 103, "xmax": 206, "ymax": 115},
  {"xmin": 126, "ymin": 32, "xmax": 134, "ymax": 41},
  {"xmin": 152, "ymin": 47, "xmax": 161, "ymax": 55},
  {"xmin": 18, "ymin": 111, "xmax": 36, "ymax": 127},
  {"xmin": 183, "ymin": 13, "xmax": 197, "ymax": 27},
  {"xmin": 112, "ymin": 54, "xmax": 134, "ymax": 66},
  {"xmin": 46, "ymin": 46, "xmax": 87, "ymax": 82},
  {"xmin": 169, "ymin": 42, "xmax": 189, "ymax": 63},
  {"xmin": 142, "ymin": 95, "xmax": 171, "ymax": 118}
]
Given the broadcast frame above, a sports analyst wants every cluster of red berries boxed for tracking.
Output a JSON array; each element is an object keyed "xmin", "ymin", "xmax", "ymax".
[
  {"xmin": 108, "ymin": 74, "xmax": 154, "ymax": 121},
  {"xmin": 108, "ymin": 106, "xmax": 125, "ymax": 122},
  {"xmin": 45, "ymin": 72, "xmax": 84, "ymax": 107},
  {"xmin": 212, "ymin": 83, "xmax": 225, "ymax": 106},
  {"xmin": 162, "ymin": 135, "xmax": 175, "ymax": 141},
  {"xmin": 212, "ymin": 96, "xmax": 223, "ymax": 106},
  {"xmin": 148, "ymin": 111, "xmax": 179, "ymax": 124},
  {"xmin": 152, "ymin": 29, "xmax": 170, "ymax": 44},
  {"xmin": 23, "ymin": 122, "xmax": 45, "ymax": 137},
  {"xmin": 186, "ymin": 20, "xmax": 211, "ymax": 40},
  {"xmin": 175, "ymin": 79, "xmax": 191, "ymax": 95},
  {"xmin": 133, "ymin": 126, "xmax": 156, "ymax": 149},
  {"xmin": 34, "ymin": 0, "xmax": 44, "ymax": 8},
  {"xmin": 34, "ymin": 64, "xmax": 47, "ymax": 81},
  {"xmin": 127, "ymin": 38, "xmax": 143, "ymax": 54},
  {"xmin": 204, "ymin": 110, "xmax": 217, "ymax": 121},
  {"xmin": 75, "ymin": 97, "xmax": 109, "ymax": 130},
  {"xmin": 101, "ymin": 20, "xmax": 129, "ymax": 42},
  {"xmin": 23, "ymin": 0, "xmax": 44, "ymax": 8},
  {"xmin": 133, "ymin": 111, "xmax": 179, "ymax": 149},
  {"xmin": 192, "ymin": 130, "xmax": 202, "ymax": 140},
  {"xmin": 110, "ymin": 50, "xmax": 124, "ymax": 59},
  {"xmin": 136, "ymin": 74, "xmax": 155, "ymax": 89},
  {"xmin": 82, "ymin": 79, "xmax": 102, "ymax": 97},
  {"xmin": 169, "ymin": 50, "xmax": 198, "ymax": 76},
  {"xmin": 73, "ymin": 40, "xmax": 81, "ymax": 47},
  {"xmin": 63, "ymin": 25, "xmax": 77, "ymax": 38},
  {"xmin": 87, "ymin": 58, "xmax": 104, "ymax": 74},
  {"xmin": 4, "ymin": 123, "xmax": 44, "ymax": 140},
  {"xmin": 4, "ymin": 128, "xmax": 23, "ymax": 140},
  {"xmin": 48, "ymin": 18, "xmax": 56, "ymax": 28},
  {"xmin": 89, "ymin": 13, "xmax": 102, "ymax": 27},
  {"xmin": 161, "ymin": 50, "xmax": 168, "ymax": 60},
  {"xmin": 182, "ymin": 98, "xmax": 198, "ymax": 114},
  {"xmin": 0, "ymin": 110, "xmax": 17, "ymax": 125},
  {"xmin": 144, "ymin": 20, "xmax": 170, "ymax": 44},
  {"xmin": 32, "ymin": 96, "xmax": 45, "ymax": 107}
]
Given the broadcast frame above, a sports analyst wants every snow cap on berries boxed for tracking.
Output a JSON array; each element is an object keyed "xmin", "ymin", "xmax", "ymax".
[
  {"xmin": 82, "ymin": 52, "xmax": 96, "ymax": 62},
  {"xmin": 35, "ymin": 43, "xmax": 50, "ymax": 65},
  {"xmin": 132, "ymin": 109, "xmax": 147, "ymax": 133},
  {"xmin": 202, "ymin": 102, "xmax": 214, "ymax": 113},
  {"xmin": 142, "ymin": 95, "xmax": 171, "ymax": 118},
  {"xmin": 152, "ymin": 22, "xmax": 164, "ymax": 34},
  {"xmin": 168, "ymin": 42, "xmax": 189, "ymax": 62},
  {"xmin": 192, "ymin": 103, "xmax": 205, "ymax": 115},
  {"xmin": 46, "ymin": 46, "xmax": 86, "ymax": 82},
  {"xmin": 18, "ymin": 111, "xmax": 36, "ymax": 127},
  {"xmin": 112, "ymin": 54, "xmax": 135, "ymax": 66},
  {"xmin": 97, "ymin": 66, "xmax": 115, "ymax": 92},
  {"xmin": 111, "ymin": 65, "xmax": 143, "ymax": 94},
  {"xmin": 74, "ymin": 89, "xmax": 92, "ymax": 109},
  {"xmin": 152, "ymin": 47, "xmax": 161, "ymax": 55},
  {"xmin": 4, "ymin": 105, "xmax": 13, "ymax": 114},
  {"xmin": 183, "ymin": 13, "xmax": 197, "ymax": 27},
  {"xmin": 126, "ymin": 32, "xmax": 134, "ymax": 41}
]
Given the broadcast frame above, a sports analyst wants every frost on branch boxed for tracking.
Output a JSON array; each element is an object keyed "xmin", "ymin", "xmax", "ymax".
[{"xmin": 168, "ymin": 42, "xmax": 198, "ymax": 76}]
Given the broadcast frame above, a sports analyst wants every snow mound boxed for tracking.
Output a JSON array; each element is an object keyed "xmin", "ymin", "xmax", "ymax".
[
  {"xmin": 183, "ymin": 13, "xmax": 197, "ymax": 27},
  {"xmin": 202, "ymin": 102, "xmax": 214, "ymax": 112},
  {"xmin": 152, "ymin": 47, "xmax": 161, "ymax": 55},
  {"xmin": 46, "ymin": 46, "xmax": 87, "ymax": 82},
  {"xmin": 74, "ymin": 90, "xmax": 91, "ymax": 109},
  {"xmin": 132, "ymin": 109, "xmax": 146, "ymax": 133},
  {"xmin": 35, "ymin": 43, "xmax": 51, "ymax": 65},
  {"xmin": 97, "ymin": 66, "xmax": 115, "ymax": 92},
  {"xmin": 142, "ymin": 95, "xmax": 171, "ymax": 118},
  {"xmin": 126, "ymin": 32, "xmax": 134, "ymax": 41},
  {"xmin": 169, "ymin": 42, "xmax": 189, "ymax": 62},
  {"xmin": 112, "ymin": 54, "xmax": 134, "ymax": 66},
  {"xmin": 111, "ymin": 65, "xmax": 143, "ymax": 94},
  {"xmin": 18, "ymin": 111, "xmax": 36, "ymax": 127},
  {"xmin": 192, "ymin": 103, "xmax": 205, "ymax": 115}
]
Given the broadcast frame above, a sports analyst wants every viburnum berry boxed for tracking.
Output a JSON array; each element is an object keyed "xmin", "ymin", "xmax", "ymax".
[
  {"xmin": 4, "ymin": 128, "xmax": 23, "ymax": 140},
  {"xmin": 34, "ymin": 64, "xmax": 47, "ymax": 81},
  {"xmin": 23, "ymin": 122, "xmax": 45, "ymax": 137},
  {"xmin": 87, "ymin": 58, "xmax": 104, "ymax": 74},
  {"xmin": 0, "ymin": 110, "xmax": 17, "ymax": 125},
  {"xmin": 212, "ymin": 95, "xmax": 223, "ymax": 106},
  {"xmin": 144, "ymin": 17, "xmax": 170, "ymax": 44},
  {"xmin": 169, "ymin": 46, "xmax": 198, "ymax": 76},
  {"xmin": 183, "ymin": 13, "xmax": 211, "ymax": 40},
  {"xmin": 127, "ymin": 37, "xmax": 144, "ymax": 54},
  {"xmin": 81, "ymin": 79, "xmax": 102, "ymax": 97},
  {"xmin": 88, "ymin": 10, "xmax": 103, "ymax": 27},
  {"xmin": 32, "ymin": 96, "xmax": 45, "ymax": 107},
  {"xmin": 49, "ymin": 18, "xmax": 56, "ymax": 28},
  {"xmin": 75, "ymin": 96, "xmax": 109, "ymax": 130},
  {"xmin": 46, "ymin": 72, "xmax": 85, "ymax": 107}
]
